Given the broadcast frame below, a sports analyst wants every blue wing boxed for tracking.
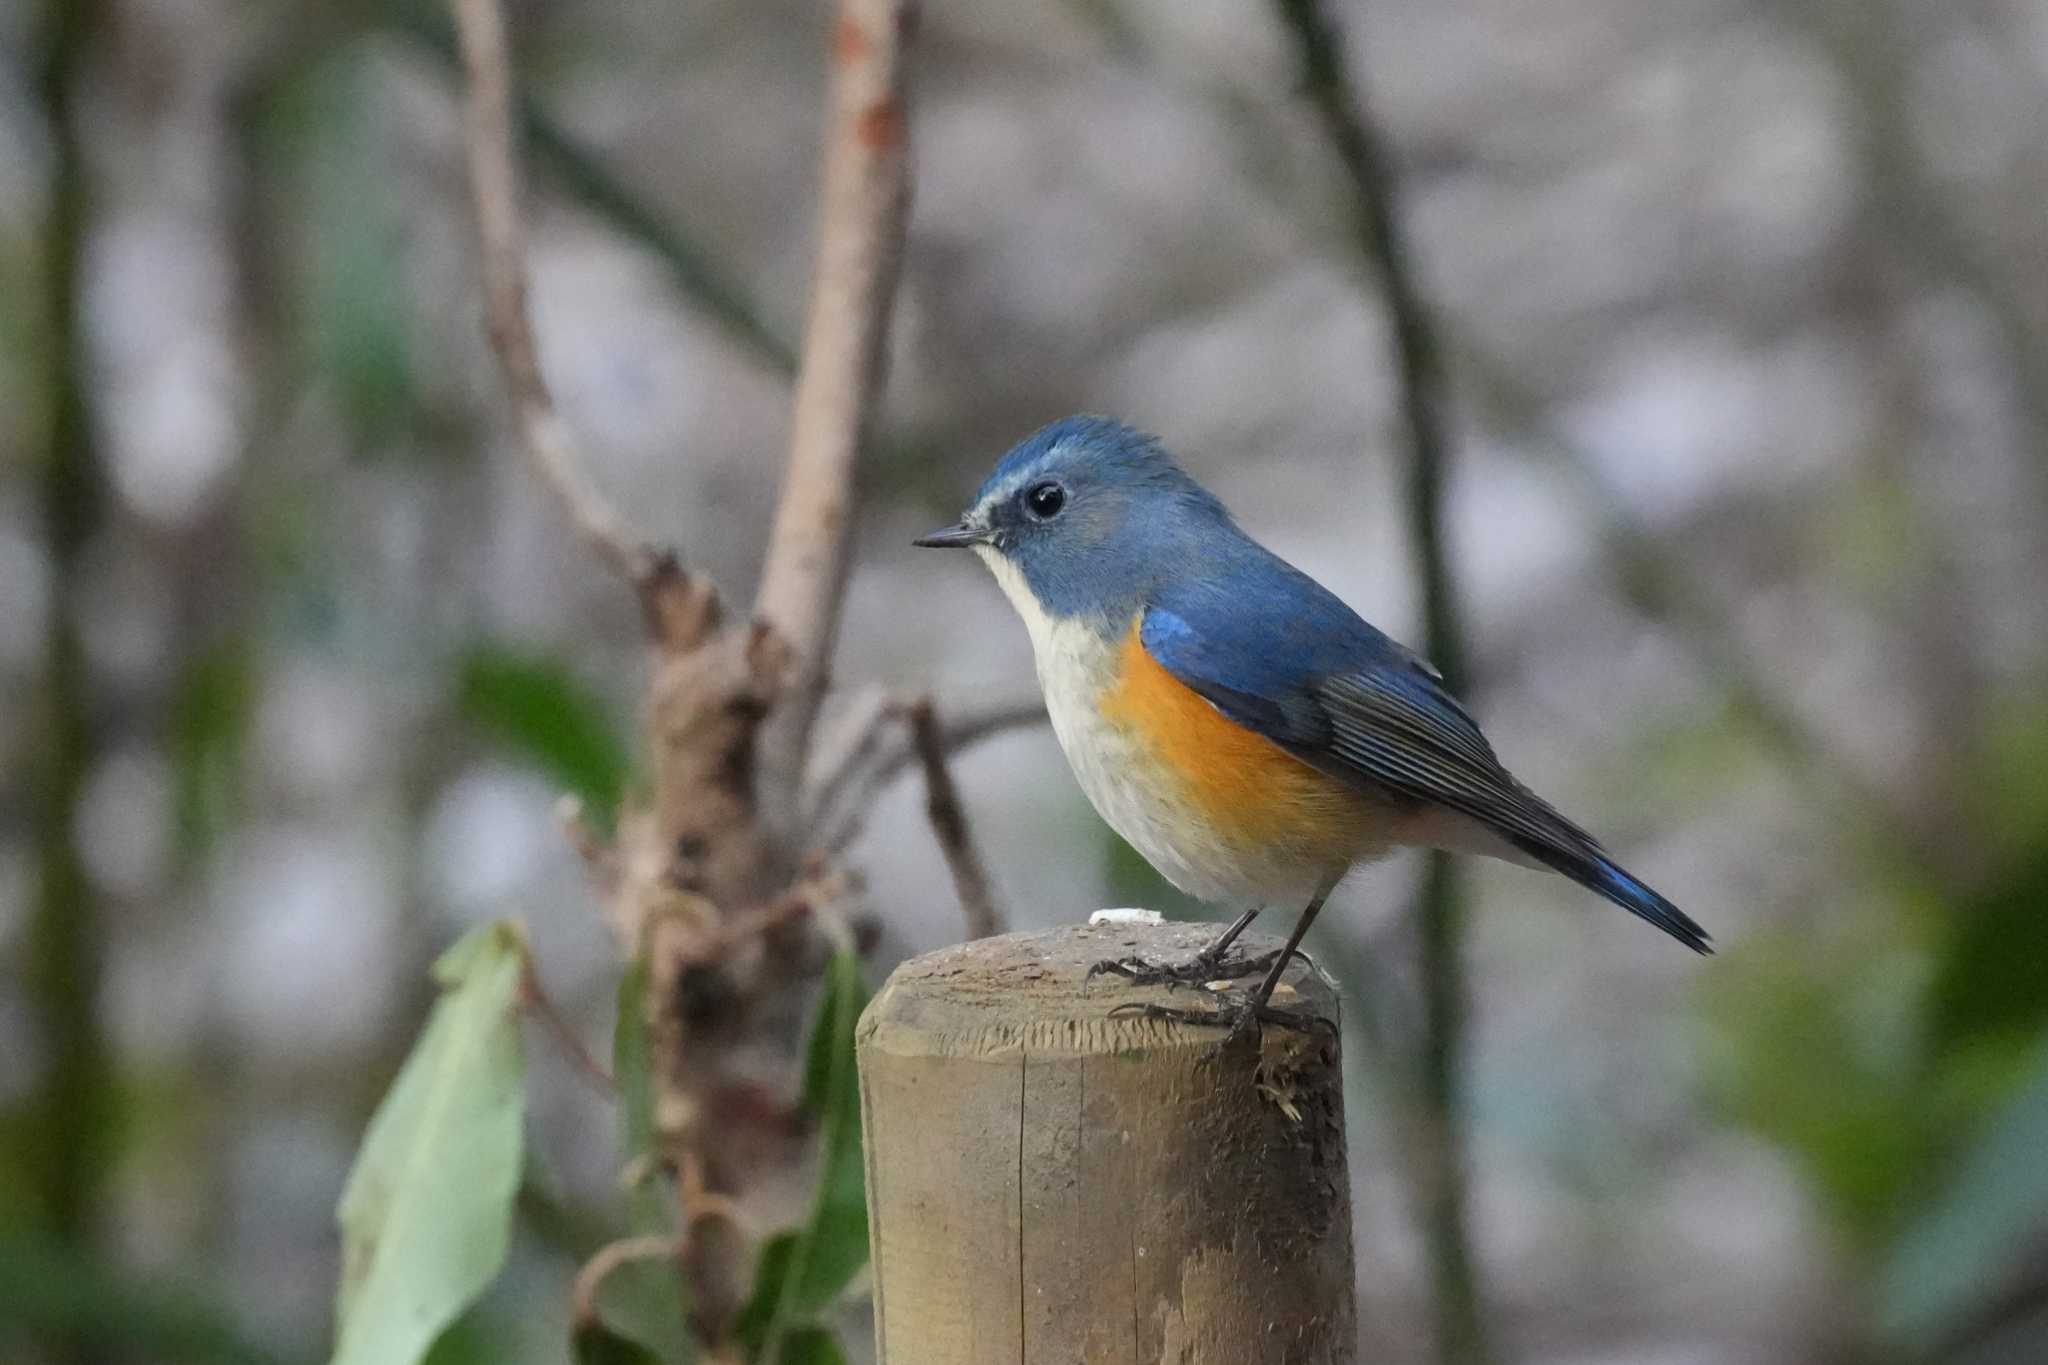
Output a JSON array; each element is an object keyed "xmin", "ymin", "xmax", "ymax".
[{"xmin": 1143, "ymin": 561, "xmax": 1710, "ymax": 954}]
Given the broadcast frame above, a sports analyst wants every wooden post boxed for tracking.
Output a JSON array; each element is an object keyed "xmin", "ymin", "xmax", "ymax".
[{"xmin": 857, "ymin": 922, "xmax": 1357, "ymax": 1364}]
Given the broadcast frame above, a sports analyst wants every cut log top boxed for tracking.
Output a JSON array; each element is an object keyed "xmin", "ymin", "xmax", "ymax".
[{"xmin": 858, "ymin": 920, "xmax": 1340, "ymax": 1060}]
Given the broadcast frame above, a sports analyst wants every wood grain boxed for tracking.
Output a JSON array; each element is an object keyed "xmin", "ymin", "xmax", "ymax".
[{"xmin": 859, "ymin": 923, "xmax": 1357, "ymax": 1364}]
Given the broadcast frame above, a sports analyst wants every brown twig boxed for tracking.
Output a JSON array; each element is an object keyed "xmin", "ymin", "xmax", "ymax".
[
  {"xmin": 519, "ymin": 962, "xmax": 615, "ymax": 1092},
  {"xmin": 812, "ymin": 695, "xmax": 1045, "ymax": 854},
  {"xmin": 801, "ymin": 684, "xmax": 895, "ymax": 826},
  {"xmin": 554, "ymin": 794, "xmax": 620, "ymax": 891},
  {"xmin": 899, "ymin": 699, "xmax": 1003, "ymax": 940},
  {"xmin": 690, "ymin": 882, "xmax": 828, "ymax": 961},
  {"xmin": 925, "ymin": 695, "xmax": 1047, "ymax": 756},
  {"xmin": 451, "ymin": 1, "xmax": 782, "ymax": 1350},
  {"xmin": 451, "ymin": 0, "xmax": 650, "ymax": 583},
  {"xmin": 451, "ymin": 0, "xmax": 925, "ymax": 1355},
  {"xmin": 754, "ymin": 0, "xmax": 920, "ymax": 817}
]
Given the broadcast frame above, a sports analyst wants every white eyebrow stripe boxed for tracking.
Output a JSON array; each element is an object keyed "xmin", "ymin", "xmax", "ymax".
[{"xmin": 969, "ymin": 450, "xmax": 1060, "ymax": 521}]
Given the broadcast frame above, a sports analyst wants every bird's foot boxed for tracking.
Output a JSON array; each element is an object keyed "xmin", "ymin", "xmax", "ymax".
[
  {"xmin": 1087, "ymin": 947, "xmax": 1284, "ymax": 991},
  {"xmin": 1089, "ymin": 945, "xmax": 1277, "ymax": 986},
  {"xmin": 1108, "ymin": 998, "xmax": 1335, "ymax": 1040}
]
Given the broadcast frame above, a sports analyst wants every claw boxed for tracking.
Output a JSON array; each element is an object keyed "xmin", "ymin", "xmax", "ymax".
[{"xmin": 1107, "ymin": 998, "xmax": 1334, "ymax": 1038}]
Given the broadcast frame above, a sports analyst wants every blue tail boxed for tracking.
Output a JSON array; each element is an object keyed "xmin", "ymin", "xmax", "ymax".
[
  {"xmin": 1510, "ymin": 837, "xmax": 1713, "ymax": 954},
  {"xmin": 1587, "ymin": 858, "xmax": 1711, "ymax": 954}
]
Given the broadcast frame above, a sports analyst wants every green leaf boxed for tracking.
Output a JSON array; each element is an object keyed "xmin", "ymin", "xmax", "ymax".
[
  {"xmin": 776, "ymin": 1327, "xmax": 849, "ymax": 1365},
  {"xmin": 332, "ymin": 922, "xmax": 530, "ymax": 1365},
  {"xmin": 1967, "ymin": 686, "xmax": 2048, "ymax": 862},
  {"xmin": 573, "ymin": 1320, "xmax": 666, "ymax": 1365},
  {"xmin": 457, "ymin": 645, "xmax": 630, "ymax": 828},
  {"xmin": 734, "ymin": 951, "xmax": 870, "ymax": 1364},
  {"xmin": 418, "ymin": 1306, "xmax": 514, "ymax": 1365},
  {"xmin": 740, "ymin": 1234, "xmax": 795, "ymax": 1329},
  {"xmin": 1928, "ymin": 844, "xmax": 2048, "ymax": 1054},
  {"xmin": 798, "ymin": 975, "xmax": 836, "ymax": 1115},
  {"xmin": 1879, "ymin": 1038, "xmax": 2048, "ymax": 1347},
  {"xmin": 591, "ymin": 953, "xmax": 693, "ymax": 1362}
]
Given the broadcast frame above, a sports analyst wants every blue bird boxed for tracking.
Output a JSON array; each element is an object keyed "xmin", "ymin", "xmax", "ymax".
[{"xmin": 916, "ymin": 416, "xmax": 1709, "ymax": 1028}]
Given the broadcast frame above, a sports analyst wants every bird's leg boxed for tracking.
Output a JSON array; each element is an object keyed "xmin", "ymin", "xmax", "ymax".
[
  {"xmin": 1088, "ymin": 907, "xmax": 1278, "ymax": 988},
  {"xmin": 1106, "ymin": 882, "xmax": 1335, "ymax": 1038},
  {"xmin": 1245, "ymin": 887, "xmax": 1324, "ymax": 1012}
]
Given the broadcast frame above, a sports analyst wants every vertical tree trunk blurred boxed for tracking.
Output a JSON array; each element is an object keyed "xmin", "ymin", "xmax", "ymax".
[
  {"xmin": 28, "ymin": 0, "xmax": 112, "ymax": 1362},
  {"xmin": 1273, "ymin": 3, "xmax": 1492, "ymax": 1361}
]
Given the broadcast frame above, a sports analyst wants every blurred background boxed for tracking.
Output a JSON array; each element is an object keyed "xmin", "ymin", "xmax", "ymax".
[{"xmin": 6, "ymin": 0, "xmax": 2048, "ymax": 1360}]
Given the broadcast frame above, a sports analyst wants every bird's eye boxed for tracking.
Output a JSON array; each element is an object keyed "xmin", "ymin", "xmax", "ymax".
[{"xmin": 1024, "ymin": 481, "xmax": 1066, "ymax": 520}]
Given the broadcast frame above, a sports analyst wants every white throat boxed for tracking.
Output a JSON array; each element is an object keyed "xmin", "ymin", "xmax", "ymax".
[{"xmin": 972, "ymin": 544, "xmax": 1066, "ymax": 660}]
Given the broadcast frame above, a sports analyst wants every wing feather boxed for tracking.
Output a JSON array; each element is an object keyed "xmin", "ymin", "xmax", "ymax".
[{"xmin": 1140, "ymin": 601, "xmax": 1711, "ymax": 953}]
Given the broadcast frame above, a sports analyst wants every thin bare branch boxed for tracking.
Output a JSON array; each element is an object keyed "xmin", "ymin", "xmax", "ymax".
[
  {"xmin": 901, "ymin": 699, "xmax": 1003, "ymax": 940},
  {"xmin": 801, "ymin": 684, "xmax": 895, "ymax": 828},
  {"xmin": 398, "ymin": 13, "xmax": 800, "ymax": 375},
  {"xmin": 555, "ymin": 794, "xmax": 621, "ymax": 894},
  {"xmin": 519, "ymin": 962, "xmax": 615, "ymax": 1092},
  {"xmin": 755, "ymin": 0, "xmax": 919, "ymax": 814},
  {"xmin": 930, "ymin": 695, "xmax": 1048, "ymax": 753},
  {"xmin": 812, "ymin": 695, "xmax": 1046, "ymax": 854},
  {"xmin": 689, "ymin": 882, "xmax": 827, "ymax": 961},
  {"xmin": 451, "ymin": 0, "xmax": 651, "ymax": 582}
]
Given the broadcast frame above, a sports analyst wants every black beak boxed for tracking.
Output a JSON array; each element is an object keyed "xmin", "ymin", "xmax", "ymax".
[{"xmin": 913, "ymin": 522, "xmax": 990, "ymax": 549}]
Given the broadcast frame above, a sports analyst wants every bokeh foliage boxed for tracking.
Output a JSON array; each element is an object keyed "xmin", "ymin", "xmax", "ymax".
[{"xmin": 6, "ymin": 0, "xmax": 2048, "ymax": 1360}]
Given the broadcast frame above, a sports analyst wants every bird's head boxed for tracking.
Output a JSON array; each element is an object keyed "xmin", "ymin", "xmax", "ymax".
[{"xmin": 915, "ymin": 416, "xmax": 1231, "ymax": 629}]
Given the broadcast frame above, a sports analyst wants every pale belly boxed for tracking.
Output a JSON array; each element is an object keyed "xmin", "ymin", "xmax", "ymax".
[
  {"xmin": 1022, "ymin": 601, "xmax": 1382, "ymax": 907},
  {"xmin": 1050, "ymin": 679, "xmax": 1347, "ymax": 905}
]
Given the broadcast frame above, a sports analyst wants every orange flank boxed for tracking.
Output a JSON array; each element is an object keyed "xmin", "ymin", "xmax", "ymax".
[{"xmin": 1098, "ymin": 619, "xmax": 1382, "ymax": 866}]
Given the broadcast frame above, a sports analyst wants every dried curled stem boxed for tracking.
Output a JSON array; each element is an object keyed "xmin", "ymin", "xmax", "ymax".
[{"xmin": 570, "ymin": 1234, "xmax": 683, "ymax": 1330}]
